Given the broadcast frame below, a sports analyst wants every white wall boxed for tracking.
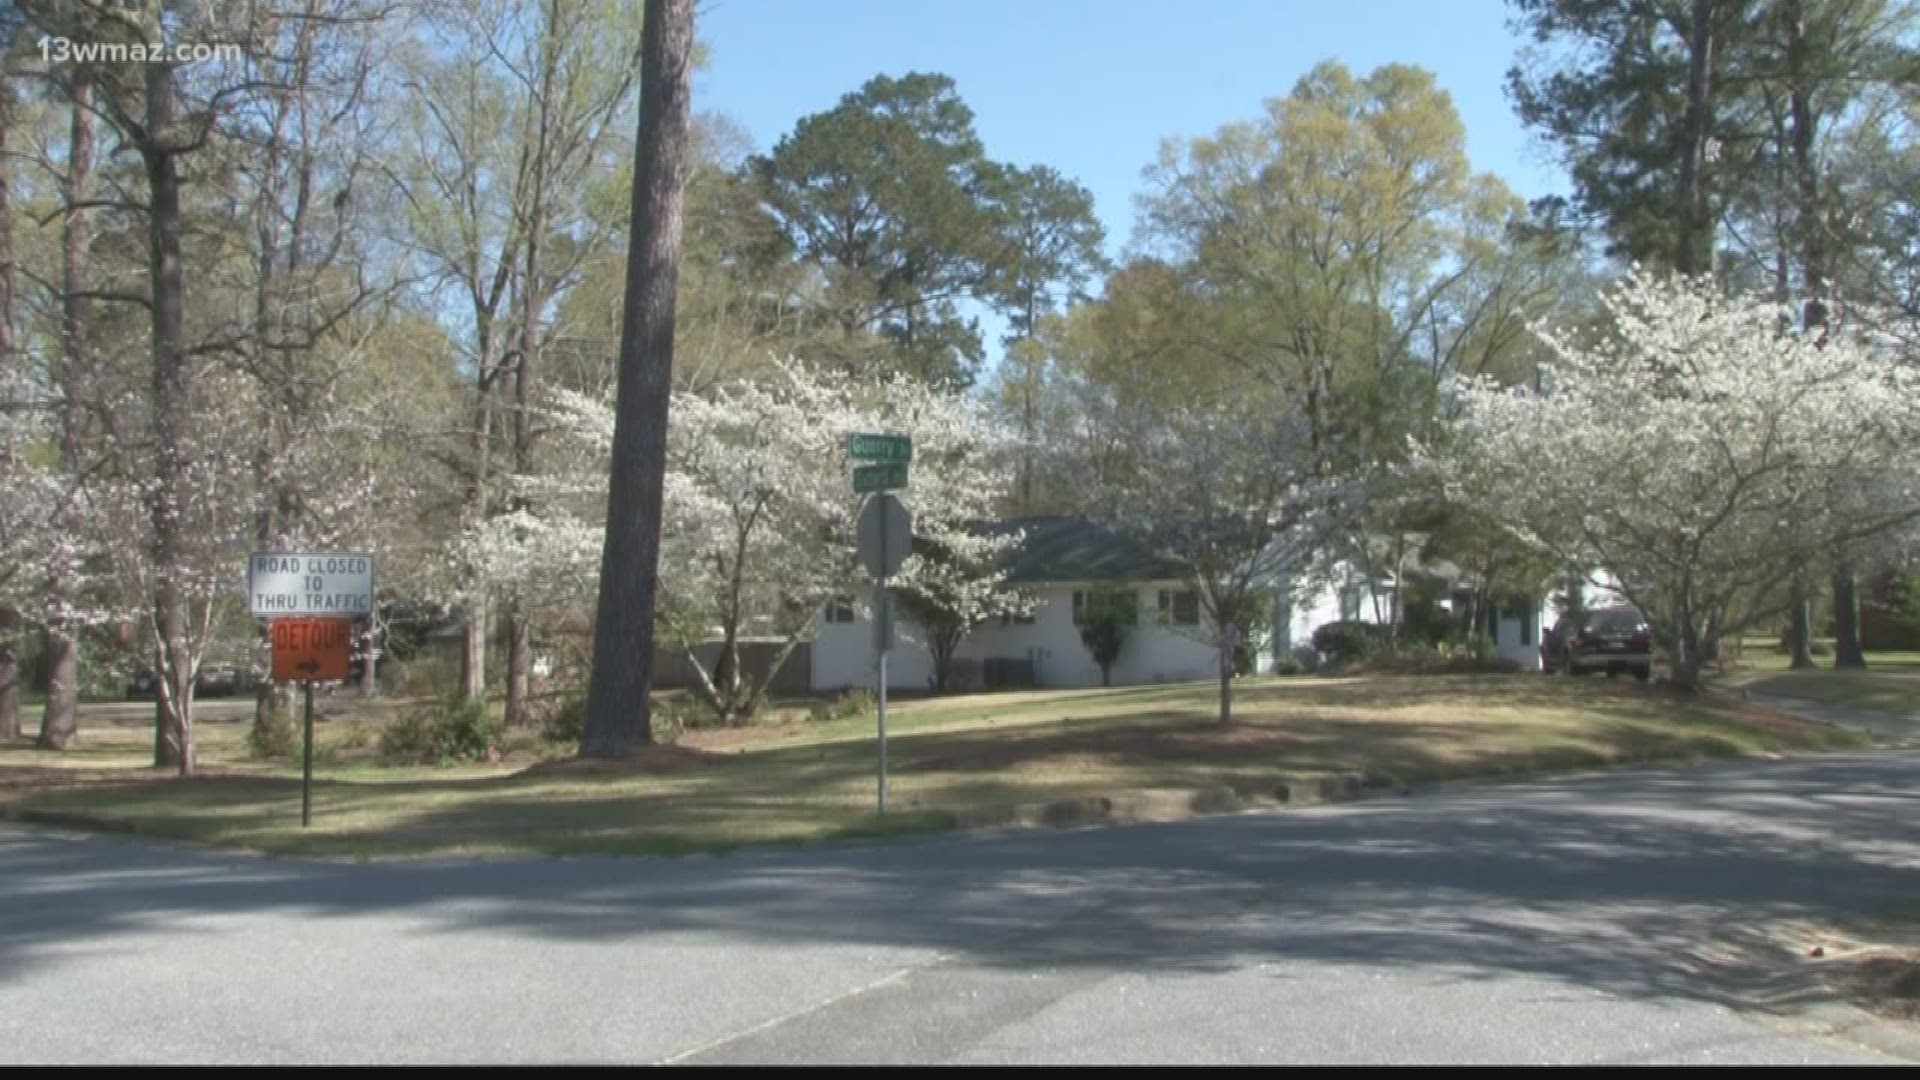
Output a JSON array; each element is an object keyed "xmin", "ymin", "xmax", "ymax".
[
  {"xmin": 1272, "ymin": 569, "xmax": 1556, "ymax": 672},
  {"xmin": 1489, "ymin": 599, "xmax": 1555, "ymax": 671},
  {"xmin": 1272, "ymin": 567, "xmax": 1392, "ymax": 658},
  {"xmin": 811, "ymin": 581, "xmax": 1226, "ymax": 692}
]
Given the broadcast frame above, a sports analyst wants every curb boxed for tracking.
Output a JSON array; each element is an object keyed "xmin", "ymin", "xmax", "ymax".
[{"xmin": 948, "ymin": 771, "xmax": 1382, "ymax": 831}]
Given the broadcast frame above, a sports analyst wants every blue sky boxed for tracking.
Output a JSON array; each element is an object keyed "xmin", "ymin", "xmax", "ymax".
[{"xmin": 693, "ymin": 0, "xmax": 1570, "ymax": 372}]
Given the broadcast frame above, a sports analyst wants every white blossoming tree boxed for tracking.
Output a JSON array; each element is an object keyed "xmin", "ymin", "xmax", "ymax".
[
  {"xmin": 1432, "ymin": 271, "xmax": 1920, "ymax": 690},
  {"xmin": 1103, "ymin": 398, "xmax": 1368, "ymax": 725},
  {"xmin": 473, "ymin": 357, "xmax": 1024, "ymax": 724}
]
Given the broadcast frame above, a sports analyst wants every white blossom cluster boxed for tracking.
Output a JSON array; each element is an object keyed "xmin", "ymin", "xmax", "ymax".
[
  {"xmin": 465, "ymin": 357, "xmax": 1024, "ymax": 699},
  {"xmin": 1432, "ymin": 270, "xmax": 1920, "ymax": 682}
]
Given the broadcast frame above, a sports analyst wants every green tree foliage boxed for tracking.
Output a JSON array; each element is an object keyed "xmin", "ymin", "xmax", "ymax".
[
  {"xmin": 1507, "ymin": 0, "xmax": 1761, "ymax": 274},
  {"xmin": 983, "ymin": 162, "xmax": 1106, "ymax": 512},
  {"xmin": 747, "ymin": 72, "xmax": 1107, "ymax": 392},
  {"xmin": 748, "ymin": 72, "xmax": 998, "ymax": 386},
  {"xmin": 1136, "ymin": 60, "xmax": 1576, "ymax": 470}
]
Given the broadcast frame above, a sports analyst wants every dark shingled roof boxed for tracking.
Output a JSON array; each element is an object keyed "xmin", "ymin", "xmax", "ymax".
[{"xmin": 983, "ymin": 516, "xmax": 1186, "ymax": 584}]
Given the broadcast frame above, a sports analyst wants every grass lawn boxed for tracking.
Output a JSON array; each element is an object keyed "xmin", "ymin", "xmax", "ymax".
[
  {"xmin": 0, "ymin": 673, "xmax": 1868, "ymax": 861},
  {"xmin": 1717, "ymin": 640, "xmax": 1920, "ymax": 716}
]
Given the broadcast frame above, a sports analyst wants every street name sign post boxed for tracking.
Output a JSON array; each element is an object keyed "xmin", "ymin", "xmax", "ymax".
[
  {"xmin": 856, "ymin": 492, "xmax": 912, "ymax": 814},
  {"xmin": 848, "ymin": 432, "xmax": 912, "ymax": 463},
  {"xmin": 852, "ymin": 461, "xmax": 909, "ymax": 493}
]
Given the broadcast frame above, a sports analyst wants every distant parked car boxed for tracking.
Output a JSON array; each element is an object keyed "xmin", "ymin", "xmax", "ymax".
[
  {"xmin": 195, "ymin": 663, "xmax": 249, "ymax": 698},
  {"xmin": 126, "ymin": 669, "xmax": 157, "ymax": 699},
  {"xmin": 126, "ymin": 664, "xmax": 257, "ymax": 699},
  {"xmin": 1543, "ymin": 606, "xmax": 1654, "ymax": 681}
]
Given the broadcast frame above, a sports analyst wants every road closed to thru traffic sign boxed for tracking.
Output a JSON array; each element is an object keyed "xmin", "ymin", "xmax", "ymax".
[
  {"xmin": 249, "ymin": 552, "xmax": 375, "ymax": 617},
  {"xmin": 271, "ymin": 618, "xmax": 354, "ymax": 682}
]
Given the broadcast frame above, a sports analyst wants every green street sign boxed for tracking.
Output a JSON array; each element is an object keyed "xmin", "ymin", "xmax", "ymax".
[
  {"xmin": 853, "ymin": 462, "xmax": 909, "ymax": 493},
  {"xmin": 848, "ymin": 432, "xmax": 912, "ymax": 463}
]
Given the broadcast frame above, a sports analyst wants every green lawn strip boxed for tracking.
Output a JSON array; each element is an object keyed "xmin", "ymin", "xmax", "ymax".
[
  {"xmin": 1718, "ymin": 668, "xmax": 1920, "ymax": 715},
  {"xmin": 3, "ymin": 675, "xmax": 1866, "ymax": 861}
]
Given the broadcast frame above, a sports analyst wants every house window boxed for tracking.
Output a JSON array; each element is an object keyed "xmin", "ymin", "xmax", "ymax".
[
  {"xmin": 1519, "ymin": 605, "xmax": 1535, "ymax": 646},
  {"xmin": 825, "ymin": 596, "xmax": 855, "ymax": 624},
  {"xmin": 999, "ymin": 608, "xmax": 1036, "ymax": 627},
  {"xmin": 1157, "ymin": 588, "xmax": 1199, "ymax": 626},
  {"xmin": 1071, "ymin": 590, "xmax": 1089, "ymax": 626}
]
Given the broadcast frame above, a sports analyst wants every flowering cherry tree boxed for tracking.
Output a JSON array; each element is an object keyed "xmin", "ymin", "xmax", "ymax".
[
  {"xmin": 1431, "ymin": 271, "xmax": 1920, "ymax": 689},
  {"xmin": 1100, "ymin": 398, "xmax": 1368, "ymax": 725},
  {"xmin": 471, "ymin": 357, "xmax": 1022, "ymax": 723}
]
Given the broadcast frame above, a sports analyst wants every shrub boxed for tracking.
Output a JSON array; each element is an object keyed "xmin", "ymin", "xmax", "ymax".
[
  {"xmin": 835, "ymin": 687, "xmax": 875, "ymax": 719},
  {"xmin": 1352, "ymin": 648, "xmax": 1524, "ymax": 676},
  {"xmin": 807, "ymin": 687, "xmax": 877, "ymax": 724},
  {"xmin": 1273, "ymin": 657, "xmax": 1308, "ymax": 677},
  {"xmin": 1310, "ymin": 620, "xmax": 1391, "ymax": 667},
  {"xmin": 532, "ymin": 692, "xmax": 697, "ymax": 749},
  {"xmin": 651, "ymin": 697, "xmax": 701, "ymax": 745},
  {"xmin": 379, "ymin": 695, "xmax": 499, "ymax": 763},
  {"xmin": 540, "ymin": 693, "xmax": 588, "ymax": 746},
  {"xmin": 1077, "ymin": 582, "xmax": 1139, "ymax": 686},
  {"xmin": 248, "ymin": 707, "xmax": 297, "ymax": 760}
]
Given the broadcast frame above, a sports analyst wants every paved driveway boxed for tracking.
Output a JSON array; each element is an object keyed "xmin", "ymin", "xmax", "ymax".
[{"xmin": 4, "ymin": 750, "xmax": 1917, "ymax": 1064}]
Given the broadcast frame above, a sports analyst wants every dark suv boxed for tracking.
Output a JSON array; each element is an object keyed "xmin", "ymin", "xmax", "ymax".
[{"xmin": 1543, "ymin": 606, "xmax": 1653, "ymax": 681}]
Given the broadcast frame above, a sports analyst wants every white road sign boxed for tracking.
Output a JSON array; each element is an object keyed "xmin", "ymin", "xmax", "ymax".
[{"xmin": 249, "ymin": 552, "xmax": 376, "ymax": 617}]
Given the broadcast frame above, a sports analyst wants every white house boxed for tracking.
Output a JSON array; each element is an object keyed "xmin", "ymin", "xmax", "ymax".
[
  {"xmin": 812, "ymin": 518, "xmax": 1237, "ymax": 691},
  {"xmin": 810, "ymin": 518, "xmax": 1620, "ymax": 692},
  {"xmin": 1270, "ymin": 559, "xmax": 1556, "ymax": 673}
]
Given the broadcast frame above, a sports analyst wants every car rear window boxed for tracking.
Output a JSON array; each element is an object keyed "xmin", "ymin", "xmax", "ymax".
[{"xmin": 1587, "ymin": 609, "xmax": 1644, "ymax": 632}]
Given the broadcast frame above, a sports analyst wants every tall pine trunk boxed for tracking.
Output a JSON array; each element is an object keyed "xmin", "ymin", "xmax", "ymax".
[
  {"xmin": 461, "ymin": 594, "xmax": 489, "ymax": 701},
  {"xmin": 505, "ymin": 603, "xmax": 531, "ymax": 726},
  {"xmin": 0, "ymin": 642, "xmax": 17, "ymax": 743},
  {"xmin": 1674, "ymin": 0, "xmax": 1720, "ymax": 276},
  {"xmin": 581, "ymin": 0, "xmax": 695, "ymax": 758},
  {"xmin": 504, "ymin": 2, "xmax": 558, "ymax": 733},
  {"xmin": 1787, "ymin": 571, "xmax": 1815, "ymax": 669},
  {"xmin": 1780, "ymin": 1, "xmax": 1867, "ymax": 672},
  {"xmin": 360, "ymin": 618, "xmax": 378, "ymax": 696},
  {"xmin": 1833, "ymin": 567, "xmax": 1867, "ymax": 669},
  {"xmin": 143, "ymin": 58, "xmax": 197, "ymax": 776},
  {"xmin": 41, "ymin": 87, "xmax": 92, "ymax": 752},
  {"xmin": 1217, "ymin": 646, "xmax": 1233, "ymax": 727},
  {"xmin": 0, "ymin": 73, "xmax": 15, "ymax": 741}
]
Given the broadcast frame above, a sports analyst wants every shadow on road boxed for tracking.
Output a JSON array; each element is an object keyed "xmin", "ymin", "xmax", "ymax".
[{"xmin": 3, "ymin": 751, "xmax": 1916, "ymax": 1018}]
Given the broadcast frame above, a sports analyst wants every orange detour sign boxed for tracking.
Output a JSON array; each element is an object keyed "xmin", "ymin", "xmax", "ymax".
[{"xmin": 271, "ymin": 618, "xmax": 353, "ymax": 682}]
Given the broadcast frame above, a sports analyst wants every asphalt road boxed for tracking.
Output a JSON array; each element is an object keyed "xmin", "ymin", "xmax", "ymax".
[{"xmin": 4, "ymin": 749, "xmax": 1918, "ymax": 1064}]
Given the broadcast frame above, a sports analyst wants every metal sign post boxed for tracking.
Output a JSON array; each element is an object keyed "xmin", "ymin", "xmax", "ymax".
[
  {"xmin": 301, "ymin": 680, "xmax": 315, "ymax": 828},
  {"xmin": 856, "ymin": 490, "xmax": 912, "ymax": 815},
  {"xmin": 876, "ymin": 579, "xmax": 889, "ymax": 815}
]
